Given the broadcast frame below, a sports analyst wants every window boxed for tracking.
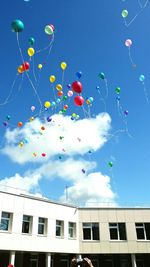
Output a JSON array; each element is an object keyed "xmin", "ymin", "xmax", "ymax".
[
  {"xmin": 56, "ymin": 220, "xmax": 64, "ymax": 237},
  {"xmin": 38, "ymin": 217, "xmax": 47, "ymax": 235},
  {"xmin": 135, "ymin": 223, "xmax": 150, "ymax": 240},
  {"xmin": 22, "ymin": 215, "xmax": 32, "ymax": 234},
  {"xmin": 0, "ymin": 212, "xmax": 12, "ymax": 231},
  {"xmin": 109, "ymin": 223, "xmax": 127, "ymax": 240},
  {"xmin": 83, "ymin": 222, "xmax": 99, "ymax": 240},
  {"xmin": 68, "ymin": 222, "xmax": 76, "ymax": 238}
]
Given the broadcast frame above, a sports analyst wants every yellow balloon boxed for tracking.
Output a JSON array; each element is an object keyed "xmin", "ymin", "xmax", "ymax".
[
  {"xmin": 18, "ymin": 65, "xmax": 24, "ymax": 74},
  {"xmin": 56, "ymin": 84, "xmax": 62, "ymax": 91},
  {"xmin": 60, "ymin": 62, "xmax": 67, "ymax": 70},
  {"xmin": 50, "ymin": 75, "xmax": 56, "ymax": 83},
  {"xmin": 44, "ymin": 101, "xmax": 51, "ymax": 108},
  {"xmin": 38, "ymin": 64, "xmax": 42, "ymax": 69},
  {"xmin": 27, "ymin": 47, "xmax": 35, "ymax": 57}
]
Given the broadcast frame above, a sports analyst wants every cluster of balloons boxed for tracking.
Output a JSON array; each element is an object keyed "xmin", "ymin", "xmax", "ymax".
[{"xmin": 18, "ymin": 62, "xmax": 30, "ymax": 74}]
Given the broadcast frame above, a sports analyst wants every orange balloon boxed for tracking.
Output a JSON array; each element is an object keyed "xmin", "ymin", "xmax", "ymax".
[
  {"xmin": 58, "ymin": 91, "xmax": 63, "ymax": 97},
  {"xmin": 18, "ymin": 121, "xmax": 23, "ymax": 127}
]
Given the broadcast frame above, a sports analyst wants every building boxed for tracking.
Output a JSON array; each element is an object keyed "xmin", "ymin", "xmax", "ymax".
[{"xmin": 0, "ymin": 190, "xmax": 150, "ymax": 267}]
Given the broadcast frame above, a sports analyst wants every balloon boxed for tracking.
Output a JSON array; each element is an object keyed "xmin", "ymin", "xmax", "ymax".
[
  {"xmin": 108, "ymin": 161, "xmax": 113, "ymax": 167},
  {"xmin": 96, "ymin": 86, "xmax": 100, "ymax": 90},
  {"xmin": 139, "ymin": 75, "xmax": 145, "ymax": 82},
  {"xmin": 41, "ymin": 126, "xmax": 45, "ymax": 130},
  {"xmin": 67, "ymin": 84, "xmax": 71, "ymax": 89},
  {"xmin": 72, "ymin": 81, "xmax": 83, "ymax": 93},
  {"xmin": 28, "ymin": 37, "xmax": 35, "ymax": 46},
  {"xmin": 63, "ymin": 96, "xmax": 67, "ymax": 100},
  {"xmin": 51, "ymin": 101, "xmax": 56, "ymax": 106},
  {"xmin": 115, "ymin": 87, "xmax": 121, "ymax": 94},
  {"xmin": 76, "ymin": 71, "xmax": 82, "ymax": 79},
  {"xmin": 27, "ymin": 47, "xmax": 35, "ymax": 57},
  {"xmin": 6, "ymin": 115, "xmax": 11, "ymax": 120},
  {"xmin": 125, "ymin": 39, "xmax": 132, "ymax": 47},
  {"xmin": 86, "ymin": 99, "xmax": 91, "ymax": 105},
  {"xmin": 29, "ymin": 117, "xmax": 34, "ymax": 122},
  {"xmin": 47, "ymin": 116, "xmax": 52, "ymax": 122},
  {"xmin": 58, "ymin": 91, "xmax": 63, "ymax": 97},
  {"xmin": 60, "ymin": 62, "xmax": 67, "ymax": 70},
  {"xmin": 121, "ymin": 10, "xmax": 128, "ymax": 18},
  {"xmin": 56, "ymin": 99, "xmax": 61, "ymax": 104},
  {"xmin": 49, "ymin": 24, "xmax": 55, "ymax": 31},
  {"xmin": 44, "ymin": 101, "xmax": 51, "ymax": 108},
  {"xmin": 89, "ymin": 97, "xmax": 94, "ymax": 103},
  {"xmin": 50, "ymin": 75, "xmax": 56, "ymax": 83},
  {"xmin": 42, "ymin": 153, "xmax": 46, "ymax": 157},
  {"xmin": 98, "ymin": 72, "xmax": 105, "ymax": 79},
  {"xmin": 45, "ymin": 25, "xmax": 53, "ymax": 35},
  {"xmin": 67, "ymin": 90, "xmax": 73, "ymax": 97},
  {"xmin": 18, "ymin": 121, "xmax": 23, "ymax": 127},
  {"xmin": 124, "ymin": 110, "xmax": 128, "ymax": 116},
  {"xmin": 31, "ymin": 106, "xmax": 35, "ymax": 112},
  {"xmin": 64, "ymin": 105, "xmax": 68, "ymax": 110},
  {"xmin": 22, "ymin": 62, "xmax": 30, "ymax": 71},
  {"xmin": 11, "ymin": 20, "xmax": 24, "ymax": 33},
  {"xmin": 38, "ymin": 64, "xmax": 42, "ymax": 69},
  {"xmin": 3, "ymin": 121, "xmax": 8, "ymax": 127},
  {"xmin": 18, "ymin": 65, "xmax": 24, "ymax": 74},
  {"xmin": 74, "ymin": 96, "xmax": 84, "ymax": 106},
  {"xmin": 56, "ymin": 84, "xmax": 62, "ymax": 91},
  {"xmin": 116, "ymin": 96, "xmax": 120, "ymax": 101}
]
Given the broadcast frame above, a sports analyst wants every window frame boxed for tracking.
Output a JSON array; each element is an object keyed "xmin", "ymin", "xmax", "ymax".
[
  {"xmin": 109, "ymin": 222, "xmax": 127, "ymax": 241},
  {"xmin": 38, "ymin": 217, "xmax": 47, "ymax": 235},
  {"xmin": 82, "ymin": 222, "xmax": 100, "ymax": 241},
  {"xmin": 56, "ymin": 220, "xmax": 64, "ymax": 238},
  {"xmin": 22, "ymin": 214, "xmax": 32, "ymax": 234},
  {"xmin": 135, "ymin": 222, "xmax": 150, "ymax": 240},
  {"xmin": 0, "ymin": 211, "xmax": 12, "ymax": 232},
  {"xmin": 68, "ymin": 221, "xmax": 76, "ymax": 239}
]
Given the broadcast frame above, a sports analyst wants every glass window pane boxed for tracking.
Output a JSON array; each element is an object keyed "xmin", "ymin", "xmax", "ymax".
[
  {"xmin": 119, "ymin": 223, "xmax": 127, "ymax": 240},
  {"xmin": 110, "ymin": 228, "xmax": 118, "ymax": 239},
  {"xmin": 38, "ymin": 224, "xmax": 44, "ymax": 234},
  {"xmin": 136, "ymin": 228, "xmax": 145, "ymax": 239},
  {"xmin": 145, "ymin": 223, "xmax": 150, "ymax": 240},
  {"xmin": 92, "ymin": 223, "xmax": 100, "ymax": 240},
  {"xmin": 83, "ymin": 228, "xmax": 91, "ymax": 240}
]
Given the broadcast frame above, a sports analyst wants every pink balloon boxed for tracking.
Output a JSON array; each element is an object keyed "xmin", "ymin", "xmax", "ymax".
[
  {"xmin": 31, "ymin": 106, "xmax": 35, "ymax": 112},
  {"xmin": 74, "ymin": 96, "xmax": 84, "ymax": 106},
  {"xmin": 67, "ymin": 90, "xmax": 73, "ymax": 97},
  {"xmin": 125, "ymin": 39, "xmax": 132, "ymax": 47}
]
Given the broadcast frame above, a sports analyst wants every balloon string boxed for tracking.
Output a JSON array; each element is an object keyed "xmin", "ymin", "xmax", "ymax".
[
  {"xmin": 128, "ymin": 47, "xmax": 136, "ymax": 67},
  {"xmin": 35, "ymin": 34, "xmax": 54, "ymax": 54},
  {"xmin": 142, "ymin": 81, "xmax": 149, "ymax": 103},
  {"xmin": 119, "ymin": 104, "xmax": 133, "ymax": 139},
  {"xmin": 44, "ymin": 35, "xmax": 55, "ymax": 63},
  {"xmin": 0, "ymin": 74, "xmax": 18, "ymax": 106},
  {"xmin": 137, "ymin": 0, "xmax": 142, "ymax": 8},
  {"xmin": 104, "ymin": 79, "xmax": 109, "ymax": 98},
  {"xmin": 124, "ymin": 1, "xmax": 149, "ymax": 27},
  {"xmin": 82, "ymin": 105, "xmax": 89, "ymax": 118},
  {"xmin": 16, "ymin": 32, "xmax": 25, "ymax": 64},
  {"xmin": 25, "ymin": 72, "xmax": 43, "ymax": 115},
  {"xmin": 32, "ymin": 56, "xmax": 37, "ymax": 83},
  {"xmin": 97, "ymin": 89, "xmax": 106, "ymax": 112}
]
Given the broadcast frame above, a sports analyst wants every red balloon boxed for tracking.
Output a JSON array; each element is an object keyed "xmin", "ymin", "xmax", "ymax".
[
  {"xmin": 22, "ymin": 62, "xmax": 30, "ymax": 71},
  {"xmin": 74, "ymin": 96, "xmax": 84, "ymax": 106},
  {"xmin": 72, "ymin": 81, "xmax": 82, "ymax": 93}
]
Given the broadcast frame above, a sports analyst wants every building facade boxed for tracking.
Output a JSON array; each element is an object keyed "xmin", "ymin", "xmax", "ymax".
[{"xmin": 0, "ymin": 190, "xmax": 150, "ymax": 267}]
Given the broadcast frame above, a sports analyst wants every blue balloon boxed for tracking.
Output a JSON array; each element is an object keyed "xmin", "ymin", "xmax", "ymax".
[
  {"xmin": 96, "ymin": 86, "xmax": 100, "ymax": 90},
  {"xmin": 139, "ymin": 75, "xmax": 145, "ymax": 82},
  {"xmin": 76, "ymin": 71, "xmax": 82, "ymax": 79}
]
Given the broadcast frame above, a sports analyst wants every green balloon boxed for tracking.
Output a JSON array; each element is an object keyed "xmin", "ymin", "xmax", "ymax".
[
  {"xmin": 63, "ymin": 96, "xmax": 67, "ymax": 100},
  {"xmin": 108, "ymin": 161, "xmax": 113, "ymax": 168},
  {"xmin": 115, "ymin": 87, "xmax": 121, "ymax": 94},
  {"xmin": 98, "ymin": 72, "xmax": 105, "ymax": 80},
  {"xmin": 121, "ymin": 10, "xmax": 128, "ymax": 18},
  {"xmin": 11, "ymin": 19, "xmax": 24, "ymax": 33},
  {"xmin": 45, "ymin": 25, "xmax": 53, "ymax": 35},
  {"xmin": 28, "ymin": 37, "xmax": 35, "ymax": 46}
]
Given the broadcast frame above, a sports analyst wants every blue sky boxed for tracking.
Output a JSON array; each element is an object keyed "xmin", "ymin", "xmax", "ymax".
[{"xmin": 0, "ymin": 0, "xmax": 150, "ymax": 206}]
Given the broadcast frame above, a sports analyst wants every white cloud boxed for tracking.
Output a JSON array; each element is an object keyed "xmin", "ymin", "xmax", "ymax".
[
  {"xmin": 0, "ymin": 172, "xmax": 41, "ymax": 195},
  {"xmin": 59, "ymin": 171, "xmax": 117, "ymax": 207},
  {"xmin": 1, "ymin": 113, "xmax": 111, "ymax": 163},
  {"xmin": 0, "ymin": 112, "xmax": 117, "ymax": 206}
]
